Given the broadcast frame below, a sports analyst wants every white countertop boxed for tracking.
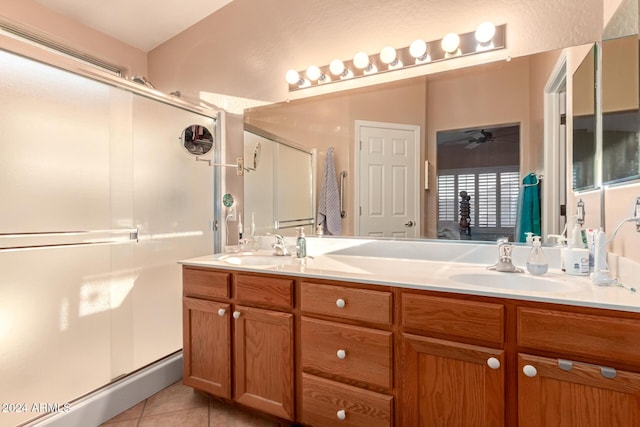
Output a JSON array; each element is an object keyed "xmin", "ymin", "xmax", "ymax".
[{"xmin": 179, "ymin": 237, "xmax": 640, "ymax": 314}]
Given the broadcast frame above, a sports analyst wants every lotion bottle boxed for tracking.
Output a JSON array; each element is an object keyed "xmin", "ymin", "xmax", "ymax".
[
  {"xmin": 563, "ymin": 223, "xmax": 589, "ymax": 276},
  {"xmin": 526, "ymin": 236, "xmax": 548, "ymax": 276},
  {"xmin": 296, "ymin": 227, "xmax": 307, "ymax": 258}
]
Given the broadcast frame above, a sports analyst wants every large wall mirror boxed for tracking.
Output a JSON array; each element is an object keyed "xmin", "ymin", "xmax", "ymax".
[{"xmin": 244, "ymin": 43, "xmax": 600, "ymax": 242}]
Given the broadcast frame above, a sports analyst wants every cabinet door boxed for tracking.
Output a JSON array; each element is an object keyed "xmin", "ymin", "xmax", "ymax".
[
  {"xmin": 234, "ymin": 305, "xmax": 295, "ymax": 420},
  {"xmin": 399, "ymin": 333, "xmax": 505, "ymax": 426},
  {"xmin": 518, "ymin": 353, "xmax": 640, "ymax": 427},
  {"xmin": 182, "ymin": 297, "xmax": 231, "ymax": 399}
]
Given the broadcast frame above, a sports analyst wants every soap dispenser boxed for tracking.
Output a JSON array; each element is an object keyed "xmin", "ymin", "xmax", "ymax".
[
  {"xmin": 295, "ymin": 227, "xmax": 307, "ymax": 258},
  {"xmin": 526, "ymin": 236, "xmax": 548, "ymax": 276}
]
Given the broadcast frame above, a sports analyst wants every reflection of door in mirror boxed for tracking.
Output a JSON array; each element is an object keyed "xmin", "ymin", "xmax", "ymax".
[
  {"xmin": 356, "ymin": 121, "xmax": 420, "ymax": 238},
  {"xmin": 437, "ymin": 124, "xmax": 520, "ymax": 242},
  {"xmin": 572, "ymin": 45, "xmax": 596, "ymax": 190},
  {"xmin": 602, "ymin": 35, "xmax": 640, "ymax": 184}
]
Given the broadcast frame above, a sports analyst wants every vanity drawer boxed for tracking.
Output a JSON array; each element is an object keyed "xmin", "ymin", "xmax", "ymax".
[
  {"xmin": 402, "ymin": 293, "xmax": 504, "ymax": 345},
  {"xmin": 183, "ymin": 267, "xmax": 230, "ymax": 299},
  {"xmin": 301, "ymin": 373, "xmax": 393, "ymax": 427},
  {"xmin": 300, "ymin": 282, "xmax": 392, "ymax": 325},
  {"xmin": 234, "ymin": 274, "xmax": 293, "ymax": 309},
  {"xmin": 301, "ymin": 317, "xmax": 393, "ymax": 389},
  {"xmin": 518, "ymin": 307, "xmax": 640, "ymax": 365}
]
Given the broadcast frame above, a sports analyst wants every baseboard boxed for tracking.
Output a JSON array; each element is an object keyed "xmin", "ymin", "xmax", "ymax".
[{"xmin": 25, "ymin": 351, "xmax": 183, "ymax": 427}]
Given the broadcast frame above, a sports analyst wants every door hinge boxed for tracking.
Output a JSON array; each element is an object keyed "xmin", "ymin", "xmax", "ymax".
[
  {"xmin": 560, "ymin": 113, "xmax": 566, "ymax": 125},
  {"xmin": 359, "ymin": 206, "xmax": 362, "ymax": 216}
]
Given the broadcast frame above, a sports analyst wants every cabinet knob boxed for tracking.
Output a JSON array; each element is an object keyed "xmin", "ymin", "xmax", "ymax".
[
  {"xmin": 217, "ymin": 308, "xmax": 226, "ymax": 317},
  {"xmin": 233, "ymin": 311, "xmax": 241, "ymax": 319},
  {"xmin": 336, "ymin": 349, "xmax": 346, "ymax": 359},
  {"xmin": 487, "ymin": 357, "xmax": 501, "ymax": 369},
  {"xmin": 336, "ymin": 298, "xmax": 346, "ymax": 309},
  {"xmin": 523, "ymin": 364, "xmax": 538, "ymax": 378},
  {"xmin": 336, "ymin": 409, "xmax": 346, "ymax": 420}
]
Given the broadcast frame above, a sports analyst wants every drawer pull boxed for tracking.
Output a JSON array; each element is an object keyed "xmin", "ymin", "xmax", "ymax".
[
  {"xmin": 523, "ymin": 364, "xmax": 538, "ymax": 378},
  {"xmin": 217, "ymin": 308, "xmax": 226, "ymax": 317},
  {"xmin": 233, "ymin": 311, "xmax": 241, "ymax": 319},
  {"xmin": 558, "ymin": 359, "xmax": 573, "ymax": 371},
  {"xmin": 336, "ymin": 298, "xmax": 346, "ymax": 309},
  {"xmin": 336, "ymin": 349, "xmax": 347, "ymax": 360},
  {"xmin": 486, "ymin": 357, "xmax": 500, "ymax": 369},
  {"xmin": 601, "ymin": 366, "xmax": 617, "ymax": 379},
  {"xmin": 337, "ymin": 409, "xmax": 346, "ymax": 420}
]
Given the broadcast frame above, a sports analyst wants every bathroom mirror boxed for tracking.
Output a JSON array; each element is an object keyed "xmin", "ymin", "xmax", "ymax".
[
  {"xmin": 572, "ymin": 44, "xmax": 597, "ymax": 191},
  {"xmin": 180, "ymin": 124, "xmax": 214, "ymax": 156},
  {"xmin": 245, "ymin": 45, "xmax": 586, "ymax": 241},
  {"xmin": 601, "ymin": 36, "xmax": 640, "ymax": 185}
]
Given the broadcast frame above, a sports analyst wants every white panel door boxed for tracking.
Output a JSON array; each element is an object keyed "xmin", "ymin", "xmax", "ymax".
[{"xmin": 356, "ymin": 122, "xmax": 420, "ymax": 237}]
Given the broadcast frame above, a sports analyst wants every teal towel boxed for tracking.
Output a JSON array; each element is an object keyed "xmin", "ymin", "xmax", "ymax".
[{"xmin": 516, "ymin": 173, "xmax": 541, "ymax": 242}]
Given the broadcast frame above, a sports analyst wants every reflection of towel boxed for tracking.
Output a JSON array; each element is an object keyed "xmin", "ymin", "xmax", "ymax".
[
  {"xmin": 317, "ymin": 147, "xmax": 342, "ymax": 235},
  {"xmin": 515, "ymin": 173, "xmax": 541, "ymax": 242}
]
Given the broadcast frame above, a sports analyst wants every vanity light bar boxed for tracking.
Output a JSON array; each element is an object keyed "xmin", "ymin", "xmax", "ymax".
[{"xmin": 286, "ymin": 23, "xmax": 506, "ymax": 91}]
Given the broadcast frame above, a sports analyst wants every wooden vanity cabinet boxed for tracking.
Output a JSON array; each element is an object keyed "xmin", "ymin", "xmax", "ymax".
[
  {"xmin": 517, "ymin": 307, "xmax": 640, "ymax": 426},
  {"xmin": 182, "ymin": 267, "xmax": 295, "ymax": 421},
  {"xmin": 182, "ymin": 267, "xmax": 231, "ymax": 399},
  {"xmin": 398, "ymin": 293, "xmax": 506, "ymax": 426},
  {"xmin": 183, "ymin": 265, "xmax": 640, "ymax": 426},
  {"xmin": 299, "ymin": 281, "xmax": 395, "ymax": 427}
]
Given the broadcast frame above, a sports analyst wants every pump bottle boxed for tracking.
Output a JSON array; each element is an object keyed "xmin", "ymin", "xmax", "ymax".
[
  {"xmin": 296, "ymin": 227, "xmax": 307, "ymax": 258},
  {"xmin": 526, "ymin": 236, "xmax": 548, "ymax": 276}
]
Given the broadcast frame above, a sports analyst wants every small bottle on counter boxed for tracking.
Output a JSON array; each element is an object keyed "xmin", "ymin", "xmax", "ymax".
[
  {"xmin": 296, "ymin": 227, "xmax": 307, "ymax": 258},
  {"xmin": 526, "ymin": 236, "xmax": 548, "ymax": 276}
]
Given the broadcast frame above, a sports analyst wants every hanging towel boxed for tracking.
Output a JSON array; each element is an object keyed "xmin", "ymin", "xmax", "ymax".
[
  {"xmin": 515, "ymin": 173, "xmax": 541, "ymax": 242},
  {"xmin": 317, "ymin": 147, "xmax": 342, "ymax": 235}
]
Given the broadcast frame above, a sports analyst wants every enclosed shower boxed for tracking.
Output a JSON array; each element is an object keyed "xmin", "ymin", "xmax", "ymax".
[{"xmin": 0, "ymin": 48, "xmax": 219, "ymax": 426}]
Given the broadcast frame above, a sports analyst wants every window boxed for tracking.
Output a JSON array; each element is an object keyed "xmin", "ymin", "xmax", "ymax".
[{"xmin": 437, "ymin": 167, "xmax": 519, "ymax": 239}]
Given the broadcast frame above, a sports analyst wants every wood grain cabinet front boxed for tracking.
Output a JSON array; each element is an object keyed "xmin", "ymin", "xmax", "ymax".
[
  {"xmin": 300, "ymin": 281, "xmax": 392, "ymax": 325},
  {"xmin": 518, "ymin": 353, "xmax": 640, "ymax": 427},
  {"xmin": 182, "ymin": 297, "xmax": 231, "ymax": 399},
  {"xmin": 301, "ymin": 317, "xmax": 393, "ymax": 389},
  {"xmin": 301, "ymin": 373, "xmax": 393, "ymax": 427}
]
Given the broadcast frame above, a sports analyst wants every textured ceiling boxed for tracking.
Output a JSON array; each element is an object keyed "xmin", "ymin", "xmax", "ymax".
[{"xmin": 33, "ymin": 0, "xmax": 235, "ymax": 51}]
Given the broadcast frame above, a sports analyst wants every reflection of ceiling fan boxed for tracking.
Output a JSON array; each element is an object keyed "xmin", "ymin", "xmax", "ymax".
[{"xmin": 443, "ymin": 126, "xmax": 519, "ymax": 150}]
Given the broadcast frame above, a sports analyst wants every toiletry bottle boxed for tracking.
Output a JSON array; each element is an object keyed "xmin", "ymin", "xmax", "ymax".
[
  {"xmin": 296, "ymin": 227, "xmax": 307, "ymax": 258},
  {"xmin": 564, "ymin": 223, "xmax": 589, "ymax": 276},
  {"xmin": 526, "ymin": 236, "xmax": 548, "ymax": 276},
  {"xmin": 238, "ymin": 213, "xmax": 243, "ymax": 244},
  {"xmin": 525, "ymin": 232, "xmax": 534, "ymax": 246}
]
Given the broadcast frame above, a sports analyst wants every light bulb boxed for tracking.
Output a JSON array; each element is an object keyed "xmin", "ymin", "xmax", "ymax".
[
  {"xmin": 285, "ymin": 69, "xmax": 302, "ymax": 85},
  {"xmin": 475, "ymin": 22, "xmax": 496, "ymax": 44},
  {"xmin": 380, "ymin": 46, "xmax": 397, "ymax": 64},
  {"xmin": 441, "ymin": 33, "xmax": 460, "ymax": 54},
  {"xmin": 409, "ymin": 39, "xmax": 427, "ymax": 59},
  {"xmin": 329, "ymin": 59, "xmax": 345, "ymax": 75},
  {"xmin": 329, "ymin": 59, "xmax": 353, "ymax": 79},
  {"xmin": 306, "ymin": 65, "xmax": 322, "ymax": 81},
  {"xmin": 353, "ymin": 51, "xmax": 371, "ymax": 69}
]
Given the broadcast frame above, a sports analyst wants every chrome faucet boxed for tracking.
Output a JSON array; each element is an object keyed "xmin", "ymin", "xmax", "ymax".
[
  {"xmin": 487, "ymin": 238, "xmax": 523, "ymax": 273},
  {"xmin": 268, "ymin": 233, "xmax": 290, "ymax": 256}
]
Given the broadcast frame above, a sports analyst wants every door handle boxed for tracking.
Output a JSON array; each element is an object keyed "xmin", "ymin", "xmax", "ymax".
[{"xmin": 405, "ymin": 220, "xmax": 415, "ymax": 227}]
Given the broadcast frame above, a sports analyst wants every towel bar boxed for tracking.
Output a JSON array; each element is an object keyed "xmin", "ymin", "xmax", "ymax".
[{"xmin": 340, "ymin": 171, "xmax": 348, "ymax": 218}]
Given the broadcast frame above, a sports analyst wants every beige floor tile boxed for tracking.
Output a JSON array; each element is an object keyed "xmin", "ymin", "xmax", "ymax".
[
  {"xmin": 138, "ymin": 404, "xmax": 209, "ymax": 427},
  {"xmin": 142, "ymin": 380, "xmax": 210, "ymax": 417},
  {"xmin": 101, "ymin": 400, "xmax": 145, "ymax": 424},
  {"xmin": 99, "ymin": 419, "xmax": 140, "ymax": 427}
]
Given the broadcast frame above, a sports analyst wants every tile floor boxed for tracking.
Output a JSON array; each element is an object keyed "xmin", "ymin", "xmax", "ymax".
[{"xmin": 100, "ymin": 380, "xmax": 281, "ymax": 427}]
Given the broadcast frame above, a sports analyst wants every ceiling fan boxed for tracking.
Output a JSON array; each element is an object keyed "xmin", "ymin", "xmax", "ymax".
[{"xmin": 443, "ymin": 127, "xmax": 519, "ymax": 150}]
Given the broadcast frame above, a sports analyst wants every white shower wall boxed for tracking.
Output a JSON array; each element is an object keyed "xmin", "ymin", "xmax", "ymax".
[{"xmin": 0, "ymin": 49, "xmax": 214, "ymax": 426}]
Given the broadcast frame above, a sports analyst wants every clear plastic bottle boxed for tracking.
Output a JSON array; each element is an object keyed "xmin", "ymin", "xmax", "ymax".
[
  {"xmin": 526, "ymin": 236, "xmax": 548, "ymax": 276},
  {"xmin": 296, "ymin": 227, "xmax": 307, "ymax": 258}
]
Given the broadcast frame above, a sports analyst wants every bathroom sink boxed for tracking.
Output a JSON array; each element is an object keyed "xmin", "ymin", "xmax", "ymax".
[
  {"xmin": 449, "ymin": 272, "xmax": 580, "ymax": 293},
  {"xmin": 219, "ymin": 253, "xmax": 297, "ymax": 267}
]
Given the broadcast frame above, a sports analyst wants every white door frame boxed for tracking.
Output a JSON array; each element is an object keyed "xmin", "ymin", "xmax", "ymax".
[
  {"xmin": 354, "ymin": 120, "xmax": 421, "ymax": 236},
  {"xmin": 543, "ymin": 51, "xmax": 567, "ymax": 240}
]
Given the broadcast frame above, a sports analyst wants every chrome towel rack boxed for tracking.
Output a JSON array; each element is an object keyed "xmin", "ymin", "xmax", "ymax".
[
  {"xmin": 0, "ymin": 228, "xmax": 139, "ymax": 252},
  {"xmin": 340, "ymin": 171, "xmax": 347, "ymax": 218}
]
